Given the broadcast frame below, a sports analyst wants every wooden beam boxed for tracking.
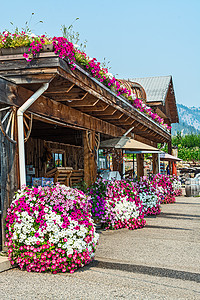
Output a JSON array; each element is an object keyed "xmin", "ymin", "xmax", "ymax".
[
  {"xmin": 66, "ymin": 92, "xmax": 89, "ymax": 102},
  {"xmin": 0, "ymin": 83, "xmax": 125, "ymax": 137},
  {"xmin": 69, "ymin": 98, "xmax": 99, "ymax": 107},
  {"xmin": 134, "ymin": 134, "xmax": 156, "ymax": 147},
  {"xmin": 115, "ymin": 119, "xmax": 135, "ymax": 126},
  {"xmin": 116, "ymin": 115, "xmax": 130, "ymax": 123},
  {"xmin": 4, "ymin": 74, "xmax": 55, "ymax": 84},
  {"xmin": 81, "ymin": 104, "xmax": 109, "ymax": 112},
  {"xmin": 102, "ymin": 111, "xmax": 124, "ymax": 120},
  {"xmin": 0, "ymin": 67, "xmax": 58, "ymax": 84},
  {"xmin": 93, "ymin": 106, "xmax": 117, "ymax": 116},
  {"xmin": 57, "ymin": 66, "xmax": 170, "ymax": 140},
  {"xmin": 44, "ymin": 83, "xmax": 75, "ymax": 94},
  {"xmin": 0, "ymin": 56, "xmax": 171, "ymax": 141},
  {"xmin": 111, "ymin": 115, "xmax": 132, "ymax": 124}
]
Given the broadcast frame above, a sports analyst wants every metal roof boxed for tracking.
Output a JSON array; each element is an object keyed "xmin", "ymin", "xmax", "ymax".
[{"xmin": 129, "ymin": 76, "xmax": 172, "ymax": 103}]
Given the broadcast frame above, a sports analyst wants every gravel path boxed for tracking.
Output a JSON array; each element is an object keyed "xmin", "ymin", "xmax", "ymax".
[{"xmin": 0, "ymin": 196, "xmax": 199, "ymax": 299}]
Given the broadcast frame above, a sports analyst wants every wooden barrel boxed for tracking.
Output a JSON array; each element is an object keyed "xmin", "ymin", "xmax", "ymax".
[
  {"xmin": 195, "ymin": 178, "xmax": 200, "ymax": 196},
  {"xmin": 185, "ymin": 178, "xmax": 199, "ymax": 197}
]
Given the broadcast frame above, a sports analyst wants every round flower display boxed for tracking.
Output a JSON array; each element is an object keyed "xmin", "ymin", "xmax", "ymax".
[
  {"xmin": 152, "ymin": 174, "xmax": 176, "ymax": 204},
  {"xmin": 133, "ymin": 176, "xmax": 161, "ymax": 215},
  {"xmin": 89, "ymin": 179, "xmax": 146, "ymax": 230},
  {"xmin": 6, "ymin": 184, "xmax": 99, "ymax": 274},
  {"xmin": 171, "ymin": 175, "xmax": 182, "ymax": 197}
]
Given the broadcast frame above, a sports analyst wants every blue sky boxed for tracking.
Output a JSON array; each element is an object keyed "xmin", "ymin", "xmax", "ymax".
[{"xmin": 1, "ymin": 0, "xmax": 199, "ymax": 107}]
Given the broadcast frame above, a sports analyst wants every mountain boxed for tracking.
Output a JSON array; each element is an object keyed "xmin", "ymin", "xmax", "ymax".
[{"xmin": 171, "ymin": 104, "xmax": 200, "ymax": 136}]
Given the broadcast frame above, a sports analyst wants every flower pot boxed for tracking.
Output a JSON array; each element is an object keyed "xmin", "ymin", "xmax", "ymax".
[
  {"xmin": 0, "ymin": 44, "xmax": 54, "ymax": 56},
  {"xmin": 0, "ymin": 46, "xmax": 30, "ymax": 55}
]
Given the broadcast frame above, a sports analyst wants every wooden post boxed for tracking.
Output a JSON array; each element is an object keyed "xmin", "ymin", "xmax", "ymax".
[
  {"xmin": 0, "ymin": 131, "xmax": 17, "ymax": 250},
  {"xmin": 168, "ymin": 140, "xmax": 172, "ymax": 174},
  {"xmin": 168, "ymin": 140, "xmax": 172, "ymax": 155},
  {"xmin": 112, "ymin": 150, "xmax": 123, "ymax": 176},
  {"xmin": 152, "ymin": 153, "xmax": 159, "ymax": 174},
  {"xmin": 136, "ymin": 153, "xmax": 144, "ymax": 179},
  {"xmin": 83, "ymin": 131, "xmax": 97, "ymax": 187}
]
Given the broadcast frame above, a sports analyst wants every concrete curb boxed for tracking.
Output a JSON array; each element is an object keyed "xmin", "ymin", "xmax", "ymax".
[{"xmin": 0, "ymin": 256, "xmax": 12, "ymax": 273}]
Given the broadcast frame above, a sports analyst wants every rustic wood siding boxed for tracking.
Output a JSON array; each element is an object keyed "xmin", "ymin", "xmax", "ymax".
[
  {"xmin": 0, "ymin": 118, "xmax": 17, "ymax": 250},
  {"xmin": 25, "ymin": 138, "xmax": 84, "ymax": 177}
]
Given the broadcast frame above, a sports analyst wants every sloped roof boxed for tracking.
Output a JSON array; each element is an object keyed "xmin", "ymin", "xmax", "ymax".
[{"xmin": 129, "ymin": 76, "xmax": 172, "ymax": 103}]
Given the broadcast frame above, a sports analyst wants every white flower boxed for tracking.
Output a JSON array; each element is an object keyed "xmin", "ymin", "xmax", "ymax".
[
  {"xmin": 106, "ymin": 72, "xmax": 114, "ymax": 79},
  {"xmin": 29, "ymin": 33, "xmax": 37, "ymax": 38},
  {"xmin": 67, "ymin": 248, "xmax": 73, "ymax": 255}
]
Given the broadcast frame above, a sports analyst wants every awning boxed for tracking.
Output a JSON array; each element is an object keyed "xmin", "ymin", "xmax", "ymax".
[
  {"xmin": 160, "ymin": 152, "xmax": 182, "ymax": 161},
  {"xmin": 100, "ymin": 137, "xmax": 160, "ymax": 152}
]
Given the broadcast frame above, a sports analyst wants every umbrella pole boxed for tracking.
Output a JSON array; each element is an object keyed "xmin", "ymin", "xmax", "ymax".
[
  {"xmin": 122, "ymin": 150, "xmax": 125, "ymax": 179},
  {"xmin": 158, "ymin": 153, "xmax": 160, "ymax": 173}
]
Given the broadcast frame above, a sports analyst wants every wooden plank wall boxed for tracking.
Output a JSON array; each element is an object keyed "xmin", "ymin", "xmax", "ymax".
[
  {"xmin": 25, "ymin": 138, "xmax": 84, "ymax": 177},
  {"xmin": 0, "ymin": 122, "xmax": 17, "ymax": 250}
]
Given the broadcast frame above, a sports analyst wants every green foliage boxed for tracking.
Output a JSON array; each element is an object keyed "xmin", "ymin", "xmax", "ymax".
[
  {"xmin": 172, "ymin": 132, "xmax": 200, "ymax": 148},
  {"xmin": 172, "ymin": 132, "xmax": 200, "ymax": 161},
  {"xmin": 10, "ymin": 13, "xmax": 43, "ymax": 35},
  {"xmin": 0, "ymin": 31, "xmax": 51, "ymax": 49},
  {"xmin": 0, "ymin": 14, "xmax": 47, "ymax": 49},
  {"xmin": 72, "ymin": 180, "xmax": 88, "ymax": 193},
  {"xmin": 101, "ymin": 57, "xmax": 112, "ymax": 71},
  {"xmin": 61, "ymin": 18, "xmax": 87, "ymax": 51},
  {"xmin": 176, "ymin": 145, "xmax": 200, "ymax": 161}
]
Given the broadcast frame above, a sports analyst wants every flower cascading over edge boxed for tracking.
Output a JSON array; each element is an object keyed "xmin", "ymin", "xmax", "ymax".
[{"xmin": 0, "ymin": 30, "xmax": 171, "ymax": 131}]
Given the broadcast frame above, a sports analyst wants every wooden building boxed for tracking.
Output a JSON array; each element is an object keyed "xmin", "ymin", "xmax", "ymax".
[
  {"xmin": 120, "ymin": 76, "xmax": 179, "ymax": 173},
  {"xmin": 128, "ymin": 76, "xmax": 179, "ymax": 126},
  {"xmin": 0, "ymin": 51, "xmax": 176, "ymax": 248}
]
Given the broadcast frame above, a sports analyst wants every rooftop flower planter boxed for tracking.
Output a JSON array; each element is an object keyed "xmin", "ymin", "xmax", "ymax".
[
  {"xmin": 0, "ymin": 30, "xmax": 171, "ymax": 131},
  {"xmin": 0, "ymin": 43, "xmax": 53, "ymax": 56}
]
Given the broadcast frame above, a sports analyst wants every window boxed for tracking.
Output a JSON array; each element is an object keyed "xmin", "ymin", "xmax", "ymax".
[
  {"xmin": 54, "ymin": 153, "xmax": 63, "ymax": 167},
  {"xmin": 46, "ymin": 149, "xmax": 65, "ymax": 171},
  {"xmin": 98, "ymin": 149, "xmax": 110, "ymax": 170}
]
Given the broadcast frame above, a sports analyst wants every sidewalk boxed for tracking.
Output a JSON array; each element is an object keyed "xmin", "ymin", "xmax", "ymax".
[
  {"xmin": 0, "ymin": 196, "xmax": 199, "ymax": 299},
  {"xmin": 0, "ymin": 255, "xmax": 11, "ymax": 272},
  {"xmin": 95, "ymin": 196, "xmax": 200, "ymax": 273}
]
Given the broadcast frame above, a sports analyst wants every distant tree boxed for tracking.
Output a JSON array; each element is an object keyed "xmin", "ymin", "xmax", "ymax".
[{"xmin": 171, "ymin": 133, "xmax": 200, "ymax": 161}]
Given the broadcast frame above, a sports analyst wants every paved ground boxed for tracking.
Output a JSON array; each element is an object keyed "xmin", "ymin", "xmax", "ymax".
[
  {"xmin": 0, "ymin": 255, "xmax": 11, "ymax": 272},
  {"xmin": 0, "ymin": 196, "xmax": 200, "ymax": 299}
]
